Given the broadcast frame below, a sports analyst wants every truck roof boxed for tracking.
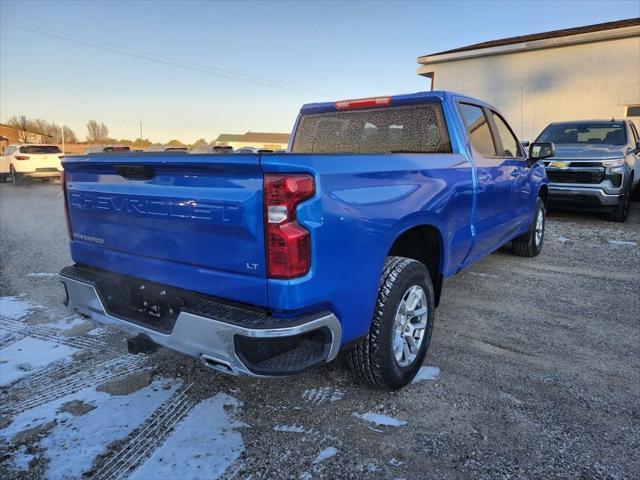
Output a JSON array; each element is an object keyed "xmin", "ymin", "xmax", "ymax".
[
  {"xmin": 299, "ymin": 90, "xmax": 492, "ymax": 114},
  {"xmin": 546, "ymin": 119, "xmax": 628, "ymax": 125}
]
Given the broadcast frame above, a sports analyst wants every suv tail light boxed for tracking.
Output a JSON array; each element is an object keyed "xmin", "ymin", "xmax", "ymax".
[
  {"xmin": 15, "ymin": 155, "xmax": 30, "ymax": 160},
  {"xmin": 61, "ymin": 171, "xmax": 72, "ymax": 239},
  {"xmin": 264, "ymin": 174, "xmax": 315, "ymax": 279}
]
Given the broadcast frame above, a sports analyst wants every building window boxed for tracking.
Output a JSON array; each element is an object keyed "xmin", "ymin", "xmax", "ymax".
[{"xmin": 627, "ymin": 105, "xmax": 640, "ymax": 117}]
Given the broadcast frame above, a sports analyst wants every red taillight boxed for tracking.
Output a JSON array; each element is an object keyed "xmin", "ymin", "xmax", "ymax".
[
  {"xmin": 335, "ymin": 96, "xmax": 391, "ymax": 110},
  {"xmin": 264, "ymin": 174, "xmax": 315, "ymax": 279},
  {"xmin": 15, "ymin": 155, "xmax": 30, "ymax": 160},
  {"xmin": 61, "ymin": 171, "xmax": 72, "ymax": 240}
]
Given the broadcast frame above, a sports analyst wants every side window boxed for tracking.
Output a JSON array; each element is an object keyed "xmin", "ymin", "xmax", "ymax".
[
  {"xmin": 629, "ymin": 122, "xmax": 639, "ymax": 144},
  {"xmin": 459, "ymin": 103, "xmax": 496, "ymax": 156},
  {"xmin": 491, "ymin": 111, "xmax": 523, "ymax": 157}
]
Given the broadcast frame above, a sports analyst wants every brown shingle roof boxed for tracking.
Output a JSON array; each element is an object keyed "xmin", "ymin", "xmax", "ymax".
[
  {"xmin": 215, "ymin": 133, "xmax": 243, "ymax": 142},
  {"xmin": 421, "ymin": 18, "xmax": 640, "ymax": 58},
  {"xmin": 0, "ymin": 123, "xmax": 53, "ymax": 137}
]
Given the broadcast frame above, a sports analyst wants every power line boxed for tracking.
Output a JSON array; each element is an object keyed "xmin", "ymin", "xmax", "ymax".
[{"xmin": 14, "ymin": 24, "xmax": 334, "ymax": 98}]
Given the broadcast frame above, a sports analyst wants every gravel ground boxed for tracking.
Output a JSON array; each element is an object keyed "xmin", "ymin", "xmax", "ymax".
[{"xmin": 1, "ymin": 181, "xmax": 639, "ymax": 480}]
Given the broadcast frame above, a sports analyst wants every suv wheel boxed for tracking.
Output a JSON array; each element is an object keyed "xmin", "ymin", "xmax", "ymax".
[
  {"xmin": 513, "ymin": 197, "xmax": 545, "ymax": 257},
  {"xmin": 347, "ymin": 256, "xmax": 435, "ymax": 390},
  {"xmin": 10, "ymin": 166, "xmax": 24, "ymax": 186},
  {"xmin": 608, "ymin": 179, "xmax": 632, "ymax": 222}
]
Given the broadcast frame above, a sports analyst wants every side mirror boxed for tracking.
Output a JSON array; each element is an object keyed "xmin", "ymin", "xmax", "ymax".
[
  {"xmin": 635, "ymin": 140, "xmax": 640, "ymax": 154},
  {"xmin": 528, "ymin": 142, "xmax": 555, "ymax": 162},
  {"xmin": 521, "ymin": 141, "xmax": 530, "ymax": 148}
]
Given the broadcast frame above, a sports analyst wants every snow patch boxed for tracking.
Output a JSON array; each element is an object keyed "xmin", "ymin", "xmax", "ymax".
[
  {"xmin": 302, "ymin": 387, "xmax": 344, "ymax": 404},
  {"xmin": 274, "ymin": 424, "xmax": 306, "ymax": 433},
  {"xmin": 86, "ymin": 326, "xmax": 107, "ymax": 336},
  {"xmin": 0, "ymin": 337, "xmax": 77, "ymax": 386},
  {"xmin": 27, "ymin": 272, "xmax": 57, "ymax": 278},
  {"xmin": 1, "ymin": 378, "xmax": 181, "ymax": 479},
  {"xmin": 10, "ymin": 445, "xmax": 34, "ymax": 470},
  {"xmin": 130, "ymin": 393, "xmax": 245, "ymax": 480},
  {"xmin": 313, "ymin": 446, "xmax": 337, "ymax": 464},
  {"xmin": 353, "ymin": 412, "xmax": 407, "ymax": 427},
  {"xmin": 558, "ymin": 236, "xmax": 570, "ymax": 244},
  {"xmin": 469, "ymin": 271, "xmax": 499, "ymax": 278},
  {"xmin": 45, "ymin": 315, "xmax": 86, "ymax": 332},
  {"xmin": 412, "ymin": 366, "xmax": 440, "ymax": 383},
  {"xmin": 608, "ymin": 240, "xmax": 637, "ymax": 246},
  {"xmin": 0, "ymin": 296, "xmax": 36, "ymax": 320}
]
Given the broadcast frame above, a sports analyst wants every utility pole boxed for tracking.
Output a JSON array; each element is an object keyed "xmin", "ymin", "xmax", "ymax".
[
  {"xmin": 139, "ymin": 121, "xmax": 143, "ymax": 140},
  {"xmin": 61, "ymin": 122, "xmax": 65, "ymax": 153}
]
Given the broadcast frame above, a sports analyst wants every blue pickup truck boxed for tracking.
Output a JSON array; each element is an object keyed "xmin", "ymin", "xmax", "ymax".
[{"xmin": 59, "ymin": 91, "xmax": 551, "ymax": 389}]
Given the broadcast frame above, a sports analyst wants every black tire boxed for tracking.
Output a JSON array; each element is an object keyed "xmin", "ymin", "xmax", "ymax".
[
  {"xmin": 513, "ymin": 197, "xmax": 545, "ymax": 257},
  {"xmin": 607, "ymin": 179, "xmax": 632, "ymax": 222},
  {"xmin": 347, "ymin": 256, "xmax": 436, "ymax": 390},
  {"xmin": 10, "ymin": 167, "xmax": 24, "ymax": 186}
]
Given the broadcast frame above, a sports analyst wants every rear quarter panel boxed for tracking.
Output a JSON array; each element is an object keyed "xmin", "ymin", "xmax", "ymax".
[{"xmin": 262, "ymin": 152, "xmax": 474, "ymax": 343}]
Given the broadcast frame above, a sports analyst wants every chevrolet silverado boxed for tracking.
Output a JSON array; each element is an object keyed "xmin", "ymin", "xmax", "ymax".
[{"xmin": 59, "ymin": 91, "xmax": 551, "ymax": 389}]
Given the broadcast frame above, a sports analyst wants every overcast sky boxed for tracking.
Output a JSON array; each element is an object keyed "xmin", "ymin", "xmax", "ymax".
[{"xmin": 1, "ymin": 0, "xmax": 637, "ymax": 143}]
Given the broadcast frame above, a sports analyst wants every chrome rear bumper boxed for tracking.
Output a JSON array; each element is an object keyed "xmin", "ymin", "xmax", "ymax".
[{"xmin": 59, "ymin": 268, "xmax": 341, "ymax": 377}]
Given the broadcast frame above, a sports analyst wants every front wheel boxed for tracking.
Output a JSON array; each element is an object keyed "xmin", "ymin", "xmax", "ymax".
[
  {"xmin": 513, "ymin": 196, "xmax": 545, "ymax": 257},
  {"xmin": 607, "ymin": 180, "xmax": 631, "ymax": 222},
  {"xmin": 347, "ymin": 257, "xmax": 436, "ymax": 390}
]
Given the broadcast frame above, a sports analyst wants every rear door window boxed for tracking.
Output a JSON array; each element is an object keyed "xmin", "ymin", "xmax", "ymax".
[
  {"xmin": 291, "ymin": 103, "xmax": 451, "ymax": 154},
  {"xmin": 458, "ymin": 103, "xmax": 496, "ymax": 156},
  {"xmin": 19, "ymin": 145, "xmax": 62, "ymax": 154},
  {"xmin": 491, "ymin": 111, "xmax": 523, "ymax": 157}
]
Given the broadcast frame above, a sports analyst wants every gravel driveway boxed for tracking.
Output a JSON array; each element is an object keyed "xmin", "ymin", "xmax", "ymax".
[{"xmin": 1, "ymin": 181, "xmax": 639, "ymax": 479}]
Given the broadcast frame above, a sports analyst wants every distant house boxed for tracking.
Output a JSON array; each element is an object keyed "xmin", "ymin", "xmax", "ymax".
[
  {"xmin": 416, "ymin": 18, "xmax": 640, "ymax": 140},
  {"xmin": 0, "ymin": 123, "xmax": 53, "ymax": 153},
  {"xmin": 214, "ymin": 131, "xmax": 290, "ymax": 150}
]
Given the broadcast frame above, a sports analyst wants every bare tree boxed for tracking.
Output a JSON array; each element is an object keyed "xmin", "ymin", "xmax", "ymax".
[
  {"xmin": 132, "ymin": 138, "xmax": 152, "ymax": 148},
  {"xmin": 30, "ymin": 118, "xmax": 78, "ymax": 144},
  {"xmin": 166, "ymin": 139, "xmax": 184, "ymax": 147},
  {"xmin": 6, "ymin": 115, "xmax": 35, "ymax": 142},
  {"xmin": 86, "ymin": 120, "xmax": 110, "ymax": 144},
  {"xmin": 61, "ymin": 125, "xmax": 78, "ymax": 144}
]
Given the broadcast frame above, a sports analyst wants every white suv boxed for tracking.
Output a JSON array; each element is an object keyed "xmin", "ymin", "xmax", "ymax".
[{"xmin": 0, "ymin": 144, "xmax": 64, "ymax": 185}]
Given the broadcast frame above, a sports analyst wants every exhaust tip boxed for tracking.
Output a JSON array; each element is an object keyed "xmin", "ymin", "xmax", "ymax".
[
  {"xmin": 200, "ymin": 354, "xmax": 235, "ymax": 375},
  {"xmin": 127, "ymin": 334, "xmax": 158, "ymax": 355}
]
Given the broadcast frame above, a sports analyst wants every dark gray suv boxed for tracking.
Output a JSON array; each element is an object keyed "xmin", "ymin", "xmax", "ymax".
[{"xmin": 536, "ymin": 120, "xmax": 640, "ymax": 221}]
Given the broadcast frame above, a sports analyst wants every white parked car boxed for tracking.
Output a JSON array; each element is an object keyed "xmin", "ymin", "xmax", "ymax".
[{"xmin": 0, "ymin": 144, "xmax": 64, "ymax": 185}]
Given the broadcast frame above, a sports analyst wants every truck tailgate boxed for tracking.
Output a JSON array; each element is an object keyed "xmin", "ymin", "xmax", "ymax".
[{"xmin": 62, "ymin": 153, "xmax": 267, "ymax": 306}]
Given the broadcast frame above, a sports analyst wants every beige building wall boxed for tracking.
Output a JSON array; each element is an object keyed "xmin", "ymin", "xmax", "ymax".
[{"xmin": 420, "ymin": 35, "xmax": 640, "ymax": 141}]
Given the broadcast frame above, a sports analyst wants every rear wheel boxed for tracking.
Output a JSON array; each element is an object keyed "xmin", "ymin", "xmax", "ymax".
[
  {"xmin": 10, "ymin": 166, "xmax": 24, "ymax": 186},
  {"xmin": 607, "ymin": 179, "xmax": 631, "ymax": 222},
  {"xmin": 347, "ymin": 256, "xmax": 435, "ymax": 390},
  {"xmin": 513, "ymin": 197, "xmax": 545, "ymax": 257}
]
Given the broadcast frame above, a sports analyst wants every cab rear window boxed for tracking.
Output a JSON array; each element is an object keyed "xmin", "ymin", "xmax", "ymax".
[
  {"xmin": 292, "ymin": 104, "xmax": 451, "ymax": 154},
  {"xmin": 19, "ymin": 145, "xmax": 62, "ymax": 154}
]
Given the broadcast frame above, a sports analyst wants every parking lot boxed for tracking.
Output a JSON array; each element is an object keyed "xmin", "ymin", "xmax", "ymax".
[{"xmin": 0, "ymin": 181, "xmax": 638, "ymax": 479}]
